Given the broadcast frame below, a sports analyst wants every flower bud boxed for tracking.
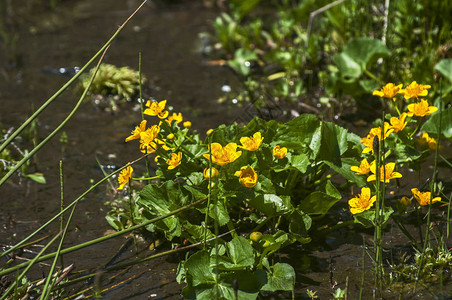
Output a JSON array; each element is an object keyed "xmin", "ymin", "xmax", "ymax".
[{"xmin": 250, "ymin": 232, "xmax": 263, "ymax": 242}]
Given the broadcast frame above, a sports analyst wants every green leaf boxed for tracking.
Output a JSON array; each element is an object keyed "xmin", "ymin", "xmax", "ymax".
[
  {"xmin": 332, "ymin": 52, "xmax": 362, "ymax": 81},
  {"xmin": 182, "ymin": 221, "xmax": 216, "ymax": 242},
  {"xmin": 217, "ymin": 236, "xmax": 255, "ymax": 270},
  {"xmin": 185, "ymin": 250, "xmax": 215, "ymax": 286},
  {"xmin": 435, "ymin": 59, "xmax": 452, "ymax": 82},
  {"xmin": 228, "ymin": 48, "xmax": 259, "ymax": 77},
  {"xmin": 289, "ymin": 209, "xmax": 312, "ymax": 236},
  {"xmin": 229, "ymin": 0, "xmax": 261, "ymax": 19},
  {"xmin": 138, "ymin": 181, "xmax": 191, "ymax": 239},
  {"xmin": 324, "ymin": 158, "xmax": 367, "ymax": 188},
  {"xmin": 261, "ymin": 263, "xmax": 295, "ymax": 292},
  {"xmin": 298, "ymin": 181, "xmax": 341, "ymax": 215},
  {"xmin": 276, "ymin": 114, "xmax": 320, "ymax": 152},
  {"xmin": 25, "ymin": 173, "xmax": 46, "ymax": 184},
  {"xmin": 290, "ymin": 153, "xmax": 310, "ymax": 173},
  {"xmin": 317, "ymin": 121, "xmax": 349, "ymax": 164},
  {"xmin": 421, "ymin": 107, "xmax": 452, "ymax": 139},
  {"xmin": 353, "ymin": 206, "xmax": 394, "ymax": 228},
  {"xmin": 248, "ymin": 194, "xmax": 293, "ymax": 217},
  {"xmin": 341, "ymin": 38, "xmax": 391, "ymax": 70}
]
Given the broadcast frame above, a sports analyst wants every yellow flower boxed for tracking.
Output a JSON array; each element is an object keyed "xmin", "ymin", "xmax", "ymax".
[
  {"xmin": 399, "ymin": 81, "xmax": 431, "ymax": 100},
  {"xmin": 139, "ymin": 125, "xmax": 161, "ymax": 153},
  {"xmin": 183, "ymin": 121, "xmax": 192, "ymax": 128},
  {"xmin": 406, "ymin": 99, "xmax": 438, "ymax": 117},
  {"xmin": 272, "ymin": 145, "xmax": 287, "ymax": 159},
  {"xmin": 166, "ymin": 112, "xmax": 183, "ymax": 124},
  {"xmin": 166, "ymin": 152, "xmax": 182, "ymax": 170},
  {"xmin": 372, "ymin": 83, "xmax": 403, "ymax": 99},
  {"xmin": 167, "ymin": 133, "xmax": 175, "ymax": 140},
  {"xmin": 390, "ymin": 113, "xmax": 407, "ymax": 133},
  {"xmin": 367, "ymin": 162, "xmax": 402, "ymax": 183},
  {"xmin": 144, "ymin": 100, "xmax": 169, "ymax": 119},
  {"xmin": 411, "ymin": 188, "xmax": 441, "ymax": 206},
  {"xmin": 239, "ymin": 132, "xmax": 264, "ymax": 151},
  {"xmin": 418, "ymin": 132, "xmax": 441, "ymax": 151},
  {"xmin": 117, "ymin": 164, "xmax": 133, "ymax": 190},
  {"xmin": 360, "ymin": 122, "xmax": 393, "ymax": 154},
  {"xmin": 203, "ymin": 143, "xmax": 242, "ymax": 166},
  {"xmin": 206, "ymin": 129, "xmax": 214, "ymax": 136},
  {"xmin": 203, "ymin": 167, "xmax": 219, "ymax": 179},
  {"xmin": 234, "ymin": 166, "xmax": 258, "ymax": 188},
  {"xmin": 350, "ymin": 158, "xmax": 371, "ymax": 175},
  {"xmin": 141, "ymin": 138, "xmax": 170, "ymax": 154},
  {"xmin": 125, "ymin": 120, "xmax": 147, "ymax": 142},
  {"xmin": 348, "ymin": 187, "xmax": 376, "ymax": 214}
]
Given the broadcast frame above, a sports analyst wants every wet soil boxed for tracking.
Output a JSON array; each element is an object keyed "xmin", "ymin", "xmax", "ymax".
[{"xmin": 1, "ymin": 0, "xmax": 452, "ymax": 299}]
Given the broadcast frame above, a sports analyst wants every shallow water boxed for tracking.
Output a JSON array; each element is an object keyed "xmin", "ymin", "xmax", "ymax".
[{"xmin": 1, "ymin": 1, "xmax": 452, "ymax": 299}]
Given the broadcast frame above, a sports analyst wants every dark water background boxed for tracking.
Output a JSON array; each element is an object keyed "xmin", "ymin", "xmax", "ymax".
[{"xmin": 1, "ymin": 1, "xmax": 451, "ymax": 299}]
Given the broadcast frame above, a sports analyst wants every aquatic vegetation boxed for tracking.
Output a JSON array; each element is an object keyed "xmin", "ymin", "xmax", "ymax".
[{"xmin": 78, "ymin": 63, "xmax": 144, "ymax": 110}]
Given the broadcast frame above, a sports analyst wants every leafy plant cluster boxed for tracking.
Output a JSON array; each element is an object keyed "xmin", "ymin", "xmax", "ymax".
[
  {"xmin": 108, "ymin": 77, "xmax": 452, "ymax": 297},
  {"xmin": 208, "ymin": 0, "xmax": 452, "ymax": 114},
  {"xmin": 108, "ymin": 97, "xmax": 369, "ymax": 298}
]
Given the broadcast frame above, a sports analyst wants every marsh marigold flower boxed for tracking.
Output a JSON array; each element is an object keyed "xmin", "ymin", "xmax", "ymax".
[
  {"xmin": 144, "ymin": 100, "xmax": 169, "ymax": 119},
  {"xmin": 203, "ymin": 143, "xmax": 242, "ymax": 166},
  {"xmin": 348, "ymin": 187, "xmax": 376, "ymax": 214},
  {"xmin": 389, "ymin": 113, "xmax": 407, "ymax": 133},
  {"xmin": 139, "ymin": 125, "xmax": 161, "ymax": 153},
  {"xmin": 206, "ymin": 129, "xmax": 214, "ymax": 136},
  {"xmin": 272, "ymin": 145, "xmax": 287, "ymax": 159},
  {"xmin": 166, "ymin": 112, "xmax": 183, "ymax": 124},
  {"xmin": 399, "ymin": 81, "xmax": 431, "ymax": 100},
  {"xmin": 234, "ymin": 166, "xmax": 258, "ymax": 188},
  {"xmin": 372, "ymin": 83, "xmax": 403, "ymax": 99},
  {"xmin": 183, "ymin": 121, "xmax": 192, "ymax": 128},
  {"xmin": 203, "ymin": 167, "xmax": 219, "ymax": 180},
  {"xmin": 411, "ymin": 188, "xmax": 441, "ymax": 206},
  {"xmin": 367, "ymin": 162, "xmax": 402, "ymax": 183},
  {"xmin": 125, "ymin": 120, "xmax": 147, "ymax": 142},
  {"xmin": 118, "ymin": 164, "xmax": 133, "ymax": 190},
  {"xmin": 239, "ymin": 132, "xmax": 264, "ymax": 151},
  {"xmin": 406, "ymin": 99, "xmax": 438, "ymax": 117},
  {"xmin": 361, "ymin": 123, "xmax": 393, "ymax": 153},
  {"xmin": 350, "ymin": 158, "xmax": 371, "ymax": 175},
  {"xmin": 167, "ymin": 152, "xmax": 182, "ymax": 169},
  {"xmin": 418, "ymin": 132, "xmax": 440, "ymax": 151}
]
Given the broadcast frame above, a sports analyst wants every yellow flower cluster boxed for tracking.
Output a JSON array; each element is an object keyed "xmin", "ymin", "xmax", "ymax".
[
  {"xmin": 202, "ymin": 131, "xmax": 288, "ymax": 188},
  {"xmin": 122, "ymin": 99, "xmax": 191, "ymax": 180},
  {"xmin": 349, "ymin": 81, "xmax": 440, "ymax": 215},
  {"xmin": 373, "ymin": 81, "xmax": 431, "ymax": 100}
]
